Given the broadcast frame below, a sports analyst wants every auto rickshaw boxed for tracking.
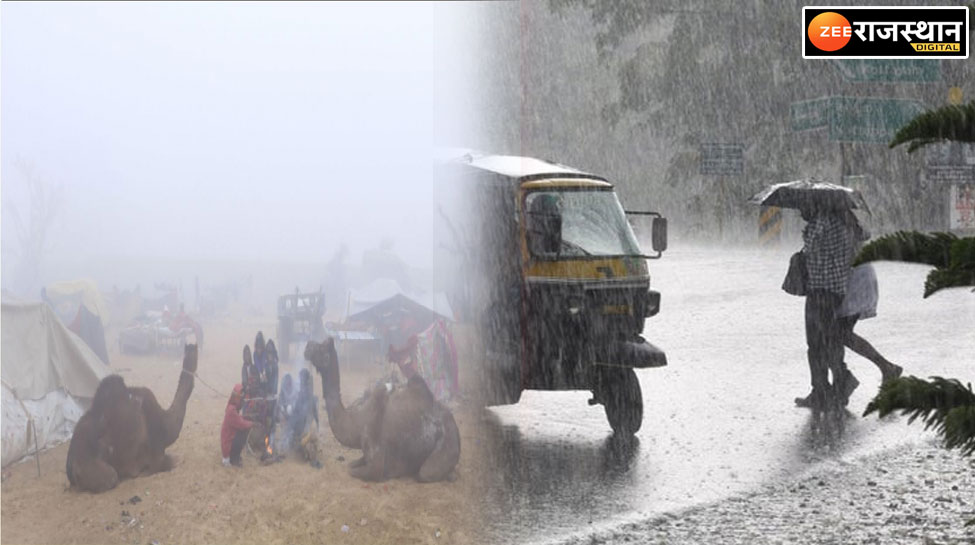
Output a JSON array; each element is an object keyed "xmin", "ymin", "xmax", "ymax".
[{"xmin": 435, "ymin": 153, "xmax": 668, "ymax": 436}]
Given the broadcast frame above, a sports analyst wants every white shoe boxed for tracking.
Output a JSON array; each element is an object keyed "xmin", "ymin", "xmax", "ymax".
[{"xmin": 222, "ymin": 457, "xmax": 231, "ymax": 467}]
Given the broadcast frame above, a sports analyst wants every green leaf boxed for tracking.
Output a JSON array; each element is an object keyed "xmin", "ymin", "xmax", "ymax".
[
  {"xmin": 864, "ymin": 376, "xmax": 975, "ymax": 456},
  {"xmin": 854, "ymin": 231, "xmax": 957, "ymax": 268},
  {"xmin": 889, "ymin": 101, "xmax": 975, "ymax": 153}
]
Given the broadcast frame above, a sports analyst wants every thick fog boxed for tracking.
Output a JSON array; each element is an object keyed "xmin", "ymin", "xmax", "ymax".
[{"xmin": 1, "ymin": 2, "xmax": 487, "ymax": 302}]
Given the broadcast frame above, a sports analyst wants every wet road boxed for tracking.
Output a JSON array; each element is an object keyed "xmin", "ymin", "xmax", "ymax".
[{"xmin": 479, "ymin": 246, "xmax": 975, "ymax": 544}]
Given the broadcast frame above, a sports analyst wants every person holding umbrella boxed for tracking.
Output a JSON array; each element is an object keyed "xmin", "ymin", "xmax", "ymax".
[
  {"xmin": 752, "ymin": 180, "xmax": 900, "ymax": 412},
  {"xmin": 796, "ymin": 200, "xmax": 859, "ymax": 411},
  {"xmin": 793, "ymin": 208, "xmax": 903, "ymax": 408}
]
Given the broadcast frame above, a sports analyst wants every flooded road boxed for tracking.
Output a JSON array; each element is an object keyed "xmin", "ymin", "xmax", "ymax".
[{"xmin": 479, "ymin": 246, "xmax": 975, "ymax": 544}]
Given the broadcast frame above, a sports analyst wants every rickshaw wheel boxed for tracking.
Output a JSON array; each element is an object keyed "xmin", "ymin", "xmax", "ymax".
[{"xmin": 600, "ymin": 367, "xmax": 643, "ymax": 436}]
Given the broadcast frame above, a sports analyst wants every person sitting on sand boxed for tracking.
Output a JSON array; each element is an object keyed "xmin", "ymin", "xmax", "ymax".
[
  {"xmin": 291, "ymin": 369, "xmax": 322, "ymax": 469},
  {"xmin": 221, "ymin": 384, "xmax": 254, "ymax": 467},
  {"xmin": 241, "ymin": 345, "xmax": 269, "ymax": 455},
  {"xmin": 264, "ymin": 339, "xmax": 280, "ymax": 435},
  {"xmin": 271, "ymin": 374, "xmax": 298, "ymax": 456}
]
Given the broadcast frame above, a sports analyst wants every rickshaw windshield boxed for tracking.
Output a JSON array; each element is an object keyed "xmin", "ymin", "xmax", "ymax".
[{"xmin": 525, "ymin": 189, "xmax": 641, "ymax": 258}]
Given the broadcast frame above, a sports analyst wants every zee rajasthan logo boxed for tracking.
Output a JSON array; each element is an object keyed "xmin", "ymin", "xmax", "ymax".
[{"xmin": 803, "ymin": 6, "xmax": 969, "ymax": 59}]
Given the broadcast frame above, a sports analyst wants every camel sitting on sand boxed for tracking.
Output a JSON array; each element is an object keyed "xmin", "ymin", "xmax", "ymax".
[
  {"xmin": 304, "ymin": 338, "xmax": 460, "ymax": 482},
  {"xmin": 65, "ymin": 344, "xmax": 197, "ymax": 493}
]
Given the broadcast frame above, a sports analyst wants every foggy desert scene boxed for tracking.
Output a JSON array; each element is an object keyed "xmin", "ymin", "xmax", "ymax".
[{"xmin": 1, "ymin": 2, "xmax": 974, "ymax": 545}]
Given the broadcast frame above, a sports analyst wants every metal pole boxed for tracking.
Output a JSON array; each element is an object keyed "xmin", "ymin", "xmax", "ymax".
[
  {"xmin": 31, "ymin": 419, "xmax": 40, "ymax": 478},
  {"xmin": 840, "ymin": 142, "xmax": 847, "ymax": 179}
]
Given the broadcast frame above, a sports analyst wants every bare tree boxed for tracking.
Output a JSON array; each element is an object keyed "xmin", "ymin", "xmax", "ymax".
[{"xmin": 3, "ymin": 158, "xmax": 63, "ymax": 296}]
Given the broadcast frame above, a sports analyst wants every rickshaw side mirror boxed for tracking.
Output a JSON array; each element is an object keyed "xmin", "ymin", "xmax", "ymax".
[{"xmin": 651, "ymin": 217, "xmax": 668, "ymax": 253}]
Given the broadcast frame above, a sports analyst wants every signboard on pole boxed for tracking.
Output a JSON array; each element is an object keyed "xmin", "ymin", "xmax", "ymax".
[
  {"xmin": 925, "ymin": 142, "xmax": 975, "ymax": 185},
  {"xmin": 791, "ymin": 98, "xmax": 831, "ymax": 131},
  {"xmin": 833, "ymin": 59, "xmax": 941, "ymax": 82},
  {"xmin": 949, "ymin": 184, "xmax": 975, "ymax": 231},
  {"xmin": 699, "ymin": 143, "xmax": 744, "ymax": 176},
  {"xmin": 828, "ymin": 97, "xmax": 925, "ymax": 143},
  {"xmin": 792, "ymin": 96, "xmax": 925, "ymax": 142},
  {"xmin": 927, "ymin": 166, "xmax": 975, "ymax": 185}
]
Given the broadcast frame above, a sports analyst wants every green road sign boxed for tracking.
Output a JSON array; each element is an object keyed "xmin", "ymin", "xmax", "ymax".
[
  {"xmin": 791, "ymin": 98, "xmax": 830, "ymax": 131},
  {"xmin": 828, "ymin": 97, "xmax": 925, "ymax": 143},
  {"xmin": 833, "ymin": 59, "xmax": 941, "ymax": 83}
]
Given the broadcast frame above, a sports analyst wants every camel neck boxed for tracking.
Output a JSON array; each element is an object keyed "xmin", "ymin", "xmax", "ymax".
[
  {"xmin": 167, "ymin": 358, "xmax": 195, "ymax": 426},
  {"xmin": 313, "ymin": 350, "xmax": 362, "ymax": 449},
  {"xmin": 320, "ymin": 360, "xmax": 344, "ymax": 413}
]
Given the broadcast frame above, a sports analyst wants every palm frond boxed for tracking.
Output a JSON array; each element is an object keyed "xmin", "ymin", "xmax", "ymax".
[
  {"xmin": 864, "ymin": 376, "xmax": 975, "ymax": 456},
  {"xmin": 943, "ymin": 404, "xmax": 975, "ymax": 456},
  {"xmin": 950, "ymin": 236, "xmax": 975, "ymax": 270},
  {"xmin": 853, "ymin": 231, "xmax": 957, "ymax": 268},
  {"xmin": 924, "ymin": 267, "xmax": 975, "ymax": 298},
  {"xmin": 889, "ymin": 101, "xmax": 975, "ymax": 153}
]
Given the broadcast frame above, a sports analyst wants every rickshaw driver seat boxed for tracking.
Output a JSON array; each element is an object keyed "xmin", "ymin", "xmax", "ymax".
[{"xmin": 527, "ymin": 193, "xmax": 562, "ymax": 255}]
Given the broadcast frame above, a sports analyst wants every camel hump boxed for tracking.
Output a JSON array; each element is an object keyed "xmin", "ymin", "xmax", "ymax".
[{"xmin": 405, "ymin": 375, "xmax": 436, "ymax": 404}]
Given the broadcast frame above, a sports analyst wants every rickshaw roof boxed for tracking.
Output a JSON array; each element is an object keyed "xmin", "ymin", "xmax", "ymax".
[{"xmin": 446, "ymin": 152, "xmax": 610, "ymax": 184}]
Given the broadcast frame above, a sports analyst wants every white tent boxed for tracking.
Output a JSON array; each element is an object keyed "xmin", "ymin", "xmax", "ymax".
[{"xmin": 1, "ymin": 301, "xmax": 110, "ymax": 468}]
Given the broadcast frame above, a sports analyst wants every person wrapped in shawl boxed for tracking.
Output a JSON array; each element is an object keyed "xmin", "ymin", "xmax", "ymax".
[
  {"xmin": 292, "ymin": 369, "xmax": 321, "ymax": 468},
  {"xmin": 240, "ymin": 345, "xmax": 268, "ymax": 451}
]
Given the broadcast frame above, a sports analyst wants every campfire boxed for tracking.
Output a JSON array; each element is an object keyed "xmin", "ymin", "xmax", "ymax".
[{"xmin": 259, "ymin": 434, "xmax": 275, "ymax": 464}]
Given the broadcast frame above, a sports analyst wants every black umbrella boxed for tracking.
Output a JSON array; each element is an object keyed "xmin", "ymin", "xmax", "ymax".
[{"xmin": 749, "ymin": 179, "xmax": 869, "ymax": 213}]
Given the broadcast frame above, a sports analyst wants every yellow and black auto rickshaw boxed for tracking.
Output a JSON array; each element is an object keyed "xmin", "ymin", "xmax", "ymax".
[{"xmin": 435, "ymin": 153, "xmax": 668, "ymax": 435}]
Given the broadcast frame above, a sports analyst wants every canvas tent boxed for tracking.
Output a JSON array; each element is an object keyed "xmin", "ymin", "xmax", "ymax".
[
  {"xmin": 43, "ymin": 280, "xmax": 111, "ymax": 364},
  {"xmin": 44, "ymin": 279, "xmax": 109, "ymax": 323},
  {"xmin": 344, "ymin": 280, "xmax": 459, "ymax": 402},
  {"xmin": 1, "ymin": 301, "xmax": 110, "ymax": 468},
  {"xmin": 345, "ymin": 279, "xmax": 453, "ymax": 325},
  {"xmin": 345, "ymin": 286, "xmax": 453, "ymax": 351}
]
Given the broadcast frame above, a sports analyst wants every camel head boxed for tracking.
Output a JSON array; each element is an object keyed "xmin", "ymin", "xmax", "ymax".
[
  {"xmin": 91, "ymin": 375, "xmax": 128, "ymax": 414},
  {"xmin": 182, "ymin": 344, "xmax": 198, "ymax": 373},
  {"xmin": 304, "ymin": 338, "xmax": 338, "ymax": 377}
]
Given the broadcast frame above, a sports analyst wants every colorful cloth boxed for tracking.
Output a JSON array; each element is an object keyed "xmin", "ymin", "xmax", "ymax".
[
  {"xmin": 415, "ymin": 319, "xmax": 459, "ymax": 403},
  {"xmin": 386, "ymin": 319, "xmax": 459, "ymax": 403}
]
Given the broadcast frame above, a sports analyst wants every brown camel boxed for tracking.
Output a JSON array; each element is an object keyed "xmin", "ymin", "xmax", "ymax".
[
  {"xmin": 66, "ymin": 344, "xmax": 197, "ymax": 493},
  {"xmin": 304, "ymin": 339, "xmax": 460, "ymax": 482}
]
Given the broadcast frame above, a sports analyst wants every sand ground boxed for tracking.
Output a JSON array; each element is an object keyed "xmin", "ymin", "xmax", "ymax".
[{"xmin": 1, "ymin": 312, "xmax": 488, "ymax": 545}]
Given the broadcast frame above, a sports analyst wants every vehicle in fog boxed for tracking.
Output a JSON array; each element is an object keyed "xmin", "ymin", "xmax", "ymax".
[
  {"xmin": 436, "ymin": 153, "xmax": 668, "ymax": 435},
  {"xmin": 276, "ymin": 289, "xmax": 326, "ymax": 361}
]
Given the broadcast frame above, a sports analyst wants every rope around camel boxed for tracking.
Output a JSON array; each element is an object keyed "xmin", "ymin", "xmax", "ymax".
[{"xmin": 181, "ymin": 369, "xmax": 277, "ymax": 403}]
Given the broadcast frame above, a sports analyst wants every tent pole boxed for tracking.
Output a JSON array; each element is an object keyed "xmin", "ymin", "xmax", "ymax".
[{"xmin": 31, "ymin": 419, "xmax": 41, "ymax": 478}]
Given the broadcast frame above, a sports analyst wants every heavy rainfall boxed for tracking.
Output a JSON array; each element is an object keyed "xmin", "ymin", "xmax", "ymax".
[{"xmin": 1, "ymin": 2, "xmax": 974, "ymax": 545}]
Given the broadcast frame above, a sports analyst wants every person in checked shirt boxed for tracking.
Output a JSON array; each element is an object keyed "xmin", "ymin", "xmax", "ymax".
[{"xmin": 799, "ymin": 202, "xmax": 859, "ymax": 413}]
